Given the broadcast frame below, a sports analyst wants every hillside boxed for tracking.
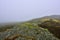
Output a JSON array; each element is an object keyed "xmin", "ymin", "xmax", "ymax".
[
  {"xmin": 28, "ymin": 15, "xmax": 60, "ymax": 23},
  {"xmin": 0, "ymin": 15, "xmax": 60, "ymax": 40}
]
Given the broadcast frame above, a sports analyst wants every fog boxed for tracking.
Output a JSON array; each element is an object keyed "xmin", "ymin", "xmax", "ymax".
[{"xmin": 0, "ymin": 0, "xmax": 60, "ymax": 23}]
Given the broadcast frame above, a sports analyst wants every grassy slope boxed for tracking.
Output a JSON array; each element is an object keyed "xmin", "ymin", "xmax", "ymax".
[{"xmin": 0, "ymin": 18, "xmax": 60, "ymax": 40}]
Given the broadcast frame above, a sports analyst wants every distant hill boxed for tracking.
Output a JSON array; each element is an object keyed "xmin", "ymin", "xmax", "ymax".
[
  {"xmin": 49, "ymin": 15, "xmax": 60, "ymax": 19},
  {"xmin": 28, "ymin": 15, "xmax": 60, "ymax": 23},
  {"xmin": 39, "ymin": 15, "xmax": 60, "ymax": 20}
]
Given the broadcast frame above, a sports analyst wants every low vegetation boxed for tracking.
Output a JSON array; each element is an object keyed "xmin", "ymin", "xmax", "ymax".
[
  {"xmin": 38, "ymin": 19, "xmax": 60, "ymax": 39},
  {"xmin": 0, "ymin": 18, "xmax": 60, "ymax": 40}
]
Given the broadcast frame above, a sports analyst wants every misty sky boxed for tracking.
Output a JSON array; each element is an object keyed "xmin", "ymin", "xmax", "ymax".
[{"xmin": 0, "ymin": 0, "xmax": 60, "ymax": 23}]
